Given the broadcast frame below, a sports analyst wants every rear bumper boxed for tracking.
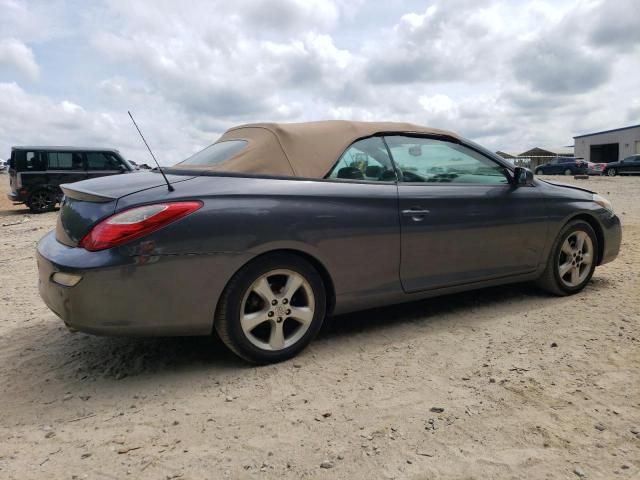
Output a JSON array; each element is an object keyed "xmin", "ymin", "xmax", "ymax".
[
  {"xmin": 599, "ymin": 213, "xmax": 622, "ymax": 265},
  {"xmin": 36, "ymin": 231, "xmax": 251, "ymax": 336}
]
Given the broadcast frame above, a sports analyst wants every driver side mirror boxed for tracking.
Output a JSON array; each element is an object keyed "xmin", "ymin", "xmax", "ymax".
[{"xmin": 514, "ymin": 166, "xmax": 534, "ymax": 186}]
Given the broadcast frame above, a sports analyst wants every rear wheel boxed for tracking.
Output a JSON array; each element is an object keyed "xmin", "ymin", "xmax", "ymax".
[
  {"xmin": 27, "ymin": 190, "xmax": 56, "ymax": 213},
  {"xmin": 607, "ymin": 168, "xmax": 617, "ymax": 177},
  {"xmin": 535, "ymin": 169, "xmax": 544, "ymax": 175},
  {"xmin": 564, "ymin": 168, "xmax": 572, "ymax": 175},
  {"xmin": 536, "ymin": 220, "xmax": 597, "ymax": 296},
  {"xmin": 215, "ymin": 253, "xmax": 326, "ymax": 364}
]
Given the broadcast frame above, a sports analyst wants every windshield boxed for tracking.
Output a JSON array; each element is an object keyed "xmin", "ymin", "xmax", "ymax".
[{"xmin": 176, "ymin": 140, "xmax": 247, "ymax": 167}]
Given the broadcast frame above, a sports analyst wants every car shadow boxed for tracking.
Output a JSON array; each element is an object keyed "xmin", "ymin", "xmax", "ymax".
[
  {"xmin": 0, "ymin": 277, "xmax": 615, "ymax": 399},
  {"xmin": 319, "ymin": 282, "xmax": 542, "ymax": 339},
  {"xmin": 321, "ymin": 274, "xmax": 617, "ymax": 339},
  {"xmin": 0, "ymin": 206, "xmax": 30, "ymax": 216},
  {"xmin": 0, "ymin": 206, "xmax": 60, "ymax": 216}
]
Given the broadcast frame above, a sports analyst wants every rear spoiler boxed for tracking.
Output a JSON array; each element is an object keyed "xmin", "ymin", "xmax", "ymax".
[{"xmin": 60, "ymin": 184, "xmax": 115, "ymax": 203}]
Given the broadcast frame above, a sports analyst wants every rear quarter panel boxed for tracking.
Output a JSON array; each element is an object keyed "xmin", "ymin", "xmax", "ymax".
[{"xmin": 116, "ymin": 176, "xmax": 402, "ymax": 314}]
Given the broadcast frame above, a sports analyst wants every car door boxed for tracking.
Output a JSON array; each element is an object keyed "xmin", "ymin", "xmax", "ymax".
[
  {"xmin": 85, "ymin": 151, "xmax": 127, "ymax": 180},
  {"xmin": 558, "ymin": 158, "xmax": 572, "ymax": 174},
  {"xmin": 622, "ymin": 156, "xmax": 640, "ymax": 174},
  {"xmin": 45, "ymin": 151, "xmax": 88, "ymax": 190},
  {"xmin": 618, "ymin": 157, "xmax": 633, "ymax": 173},
  {"xmin": 544, "ymin": 158, "xmax": 558, "ymax": 174},
  {"xmin": 387, "ymin": 135, "xmax": 548, "ymax": 293}
]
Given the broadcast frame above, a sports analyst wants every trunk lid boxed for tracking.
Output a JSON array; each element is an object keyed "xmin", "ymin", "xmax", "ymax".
[{"xmin": 55, "ymin": 172, "xmax": 195, "ymax": 246}]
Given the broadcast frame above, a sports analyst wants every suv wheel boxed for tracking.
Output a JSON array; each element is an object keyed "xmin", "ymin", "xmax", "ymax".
[
  {"xmin": 536, "ymin": 220, "xmax": 598, "ymax": 296},
  {"xmin": 215, "ymin": 253, "xmax": 326, "ymax": 364},
  {"xmin": 27, "ymin": 190, "xmax": 56, "ymax": 213},
  {"xmin": 564, "ymin": 168, "xmax": 572, "ymax": 175}
]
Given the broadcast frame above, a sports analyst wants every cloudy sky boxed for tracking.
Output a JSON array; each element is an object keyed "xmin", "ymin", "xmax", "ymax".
[{"xmin": 0, "ymin": 0, "xmax": 638, "ymax": 164}]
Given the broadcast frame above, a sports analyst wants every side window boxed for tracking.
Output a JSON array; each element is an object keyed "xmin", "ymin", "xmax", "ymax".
[
  {"xmin": 326, "ymin": 136, "xmax": 396, "ymax": 182},
  {"xmin": 87, "ymin": 152, "xmax": 122, "ymax": 170},
  {"xmin": 385, "ymin": 136, "xmax": 509, "ymax": 185},
  {"xmin": 21, "ymin": 151, "xmax": 46, "ymax": 170},
  {"xmin": 47, "ymin": 152, "xmax": 83, "ymax": 170}
]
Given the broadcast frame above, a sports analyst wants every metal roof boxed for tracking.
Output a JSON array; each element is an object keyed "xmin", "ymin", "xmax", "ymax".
[
  {"xmin": 519, "ymin": 146, "xmax": 574, "ymax": 156},
  {"xmin": 573, "ymin": 124, "xmax": 640, "ymax": 139},
  {"xmin": 11, "ymin": 146, "xmax": 121, "ymax": 152}
]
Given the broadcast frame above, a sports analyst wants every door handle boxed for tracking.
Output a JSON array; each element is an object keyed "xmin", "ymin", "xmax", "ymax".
[{"xmin": 402, "ymin": 208, "xmax": 430, "ymax": 220}]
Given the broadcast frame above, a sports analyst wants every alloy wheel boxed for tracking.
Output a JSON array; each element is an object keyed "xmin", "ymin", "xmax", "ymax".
[
  {"xmin": 557, "ymin": 231, "xmax": 594, "ymax": 288},
  {"xmin": 30, "ymin": 191, "xmax": 53, "ymax": 212},
  {"xmin": 564, "ymin": 169, "xmax": 572, "ymax": 175},
  {"xmin": 607, "ymin": 168, "xmax": 616, "ymax": 177},
  {"xmin": 240, "ymin": 269, "xmax": 315, "ymax": 351}
]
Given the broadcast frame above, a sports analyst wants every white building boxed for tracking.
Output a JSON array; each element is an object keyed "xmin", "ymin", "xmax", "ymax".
[{"xmin": 574, "ymin": 124, "xmax": 640, "ymax": 164}]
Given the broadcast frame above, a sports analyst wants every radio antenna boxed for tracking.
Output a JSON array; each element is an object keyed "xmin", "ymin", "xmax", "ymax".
[{"xmin": 127, "ymin": 110, "xmax": 174, "ymax": 192}]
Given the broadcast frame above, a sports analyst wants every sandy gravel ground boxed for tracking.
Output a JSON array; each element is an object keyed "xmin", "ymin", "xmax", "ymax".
[{"xmin": 0, "ymin": 175, "xmax": 638, "ymax": 480}]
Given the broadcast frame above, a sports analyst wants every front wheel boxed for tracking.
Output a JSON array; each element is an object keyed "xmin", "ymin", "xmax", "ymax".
[
  {"xmin": 607, "ymin": 168, "xmax": 617, "ymax": 177},
  {"xmin": 215, "ymin": 253, "xmax": 326, "ymax": 364},
  {"xmin": 536, "ymin": 220, "xmax": 598, "ymax": 296}
]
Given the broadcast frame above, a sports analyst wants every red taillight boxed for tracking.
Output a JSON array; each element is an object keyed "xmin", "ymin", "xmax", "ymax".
[{"xmin": 79, "ymin": 201, "xmax": 203, "ymax": 251}]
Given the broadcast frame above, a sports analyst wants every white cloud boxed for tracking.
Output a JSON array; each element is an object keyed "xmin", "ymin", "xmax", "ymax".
[
  {"xmin": 0, "ymin": 0, "xmax": 638, "ymax": 160},
  {"xmin": 0, "ymin": 38, "xmax": 39, "ymax": 80},
  {"xmin": 0, "ymin": 82, "xmax": 215, "ymax": 164},
  {"xmin": 419, "ymin": 94, "xmax": 455, "ymax": 116}
]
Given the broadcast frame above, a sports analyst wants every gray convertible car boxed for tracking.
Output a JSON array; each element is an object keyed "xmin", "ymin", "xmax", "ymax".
[{"xmin": 37, "ymin": 121, "xmax": 621, "ymax": 363}]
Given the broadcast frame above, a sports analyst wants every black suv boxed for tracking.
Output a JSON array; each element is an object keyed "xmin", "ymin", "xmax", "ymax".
[{"xmin": 7, "ymin": 147, "xmax": 134, "ymax": 213}]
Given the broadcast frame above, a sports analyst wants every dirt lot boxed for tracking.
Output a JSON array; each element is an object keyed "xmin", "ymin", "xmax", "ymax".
[{"xmin": 0, "ymin": 175, "xmax": 638, "ymax": 480}]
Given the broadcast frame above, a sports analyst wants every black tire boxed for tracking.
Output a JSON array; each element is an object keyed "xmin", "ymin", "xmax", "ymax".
[
  {"xmin": 27, "ymin": 189, "xmax": 56, "ymax": 213},
  {"xmin": 563, "ymin": 168, "xmax": 572, "ymax": 176},
  {"xmin": 536, "ymin": 220, "xmax": 598, "ymax": 296},
  {"xmin": 607, "ymin": 168, "xmax": 617, "ymax": 177},
  {"xmin": 535, "ymin": 169, "xmax": 543, "ymax": 176},
  {"xmin": 215, "ymin": 253, "xmax": 326, "ymax": 364}
]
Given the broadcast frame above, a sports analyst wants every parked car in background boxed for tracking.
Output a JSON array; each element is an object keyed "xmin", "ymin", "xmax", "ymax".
[
  {"xmin": 7, "ymin": 147, "xmax": 134, "ymax": 213},
  {"xmin": 36, "ymin": 121, "xmax": 621, "ymax": 363},
  {"xmin": 603, "ymin": 155, "xmax": 640, "ymax": 176},
  {"xmin": 535, "ymin": 157, "xmax": 588, "ymax": 176},
  {"xmin": 587, "ymin": 162, "xmax": 606, "ymax": 175},
  {"xmin": 127, "ymin": 160, "xmax": 154, "ymax": 170},
  {"xmin": 0, "ymin": 160, "xmax": 7, "ymax": 174}
]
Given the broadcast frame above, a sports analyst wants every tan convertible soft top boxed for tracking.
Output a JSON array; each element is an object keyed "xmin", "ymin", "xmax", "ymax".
[{"xmin": 184, "ymin": 120, "xmax": 459, "ymax": 179}]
